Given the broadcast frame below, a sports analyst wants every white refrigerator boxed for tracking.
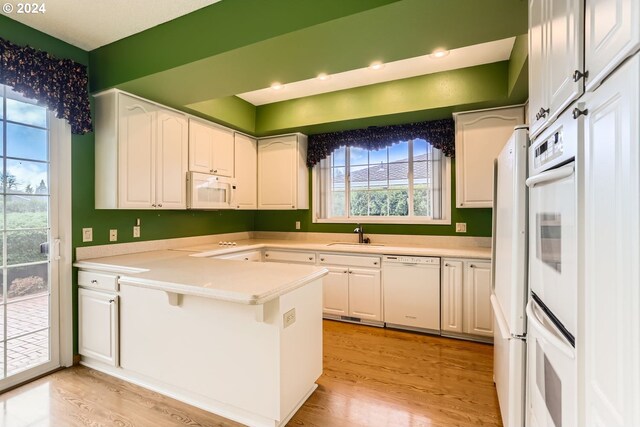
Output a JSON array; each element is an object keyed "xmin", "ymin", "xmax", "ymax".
[{"xmin": 490, "ymin": 125, "xmax": 528, "ymax": 427}]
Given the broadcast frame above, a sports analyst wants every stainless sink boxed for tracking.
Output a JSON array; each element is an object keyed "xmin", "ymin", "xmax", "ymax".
[{"xmin": 326, "ymin": 242, "xmax": 385, "ymax": 247}]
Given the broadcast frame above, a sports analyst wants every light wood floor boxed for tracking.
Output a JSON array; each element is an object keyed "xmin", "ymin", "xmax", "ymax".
[{"xmin": 0, "ymin": 321, "xmax": 501, "ymax": 427}]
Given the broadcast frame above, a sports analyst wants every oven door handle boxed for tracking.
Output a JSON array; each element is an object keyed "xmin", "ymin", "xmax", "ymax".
[
  {"xmin": 526, "ymin": 300, "xmax": 575, "ymax": 359},
  {"xmin": 525, "ymin": 164, "xmax": 574, "ymax": 188}
]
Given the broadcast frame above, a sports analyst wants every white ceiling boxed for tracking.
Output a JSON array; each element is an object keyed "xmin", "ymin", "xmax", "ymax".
[
  {"xmin": 4, "ymin": 0, "xmax": 222, "ymax": 50},
  {"xmin": 237, "ymin": 37, "xmax": 516, "ymax": 106}
]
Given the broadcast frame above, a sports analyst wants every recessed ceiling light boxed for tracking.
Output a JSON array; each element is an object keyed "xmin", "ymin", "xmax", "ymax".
[
  {"xmin": 430, "ymin": 49, "xmax": 450, "ymax": 59},
  {"xmin": 369, "ymin": 62, "xmax": 385, "ymax": 70},
  {"xmin": 271, "ymin": 82, "xmax": 284, "ymax": 90},
  {"xmin": 317, "ymin": 73, "xmax": 331, "ymax": 81}
]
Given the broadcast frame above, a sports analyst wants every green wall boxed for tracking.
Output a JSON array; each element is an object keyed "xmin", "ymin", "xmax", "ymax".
[{"xmin": 254, "ymin": 160, "xmax": 492, "ymax": 237}]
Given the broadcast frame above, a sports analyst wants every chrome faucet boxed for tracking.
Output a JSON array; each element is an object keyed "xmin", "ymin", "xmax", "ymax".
[{"xmin": 354, "ymin": 224, "xmax": 364, "ymax": 244}]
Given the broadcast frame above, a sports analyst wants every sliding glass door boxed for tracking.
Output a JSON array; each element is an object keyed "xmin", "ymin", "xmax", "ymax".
[{"xmin": 0, "ymin": 84, "xmax": 60, "ymax": 389}]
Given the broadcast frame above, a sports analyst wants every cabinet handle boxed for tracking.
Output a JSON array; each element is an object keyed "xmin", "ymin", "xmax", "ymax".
[
  {"xmin": 444, "ymin": 263, "xmax": 450, "ymax": 267},
  {"xmin": 265, "ymin": 253, "xmax": 269, "ymax": 257},
  {"xmin": 292, "ymin": 205, "xmax": 295, "ymax": 209},
  {"xmin": 572, "ymin": 69, "xmax": 589, "ymax": 82},
  {"xmin": 244, "ymin": 258, "xmax": 249, "ymax": 261},
  {"xmin": 158, "ymin": 204, "xmax": 163, "ymax": 207},
  {"xmin": 320, "ymin": 258, "xmax": 325, "ymax": 261},
  {"xmin": 405, "ymin": 315, "xmax": 417, "ymax": 319},
  {"xmin": 470, "ymin": 264, "xmax": 476, "ymax": 268},
  {"xmin": 308, "ymin": 257, "xmax": 313, "ymax": 261},
  {"xmin": 572, "ymin": 107, "xmax": 589, "ymax": 119},
  {"xmin": 109, "ymin": 299, "xmax": 115, "ymax": 303},
  {"xmin": 539, "ymin": 107, "xmax": 549, "ymax": 118},
  {"xmin": 152, "ymin": 204, "xmax": 156, "ymax": 207},
  {"xmin": 90, "ymin": 279, "xmax": 98, "ymax": 284},
  {"xmin": 210, "ymin": 169, "xmax": 214, "ymax": 173},
  {"xmin": 343, "ymin": 270, "xmax": 348, "ymax": 274},
  {"xmin": 213, "ymin": 170, "xmax": 218, "ymax": 173},
  {"xmin": 373, "ymin": 261, "xmax": 378, "ymax": 265},
  {"xmin": 349, "ymin": 271, "xmax": 353, "ymax": 274}
]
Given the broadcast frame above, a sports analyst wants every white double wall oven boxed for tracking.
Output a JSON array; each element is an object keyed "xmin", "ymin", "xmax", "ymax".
[{"xmin": 525, "ymin": 107, "xmax": 580, "ymax": 427}]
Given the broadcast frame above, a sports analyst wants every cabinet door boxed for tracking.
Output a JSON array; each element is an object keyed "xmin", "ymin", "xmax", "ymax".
[
  {"xmin": 322, "ymin": 267, "xmax": 350, "ymax": 317},
  {"xmin": 528, "ymin": 0, "xmax": 547, "ymax": 136},
  {"xmin": 118, "ymin": 94, "xmax": 156, "ymax": 209},
  {"xmin": 583, "ymin": 56, "xmax": 639, "ymax": 427},
  {"xmin": 234, "ymin": 133, "xmax": 257, "ymax": 209},
  {"xmin": 156, "ymin": 110, "xmax": 188, "ymax": 209},
  {"xmin": 441, "ymin": 260, "xmax": 464, "ymax": 333},
  {"xmin": 455, "ymin": 107, "xmax": 524, "ymax": 208},
  {"xmin": 258, "ymin": 136, "xmax": 297, "ymax": 209},
  {"xmin": 585, "ymin": 0, "xmax": 640, "ymax": 91},
  {"xmin": 348, "ymin": 268, "xmax": 381, "ymax": 321},
  {"xmin": 188, "ymin": 120, "xmax": 214, "ymax": 173},
  {"xmin": 209, "ymin": 126, "xmax": 235, "ymax": 177},
  {"xmin": 463, "ymin": 261, "xmax": 493, "ymax": 337},
  {"xmin": 78, "ymin": 288, "xmax": 118, "ymax": 366},
  {"xmin": 546, "ymin": 0, "xmax": 583, "ymax": 124}
]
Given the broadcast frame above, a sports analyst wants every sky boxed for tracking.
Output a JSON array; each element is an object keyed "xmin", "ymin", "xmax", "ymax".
[{"xmin": 1, "ymin": 87, "xmax": 50, "ymax": 194}]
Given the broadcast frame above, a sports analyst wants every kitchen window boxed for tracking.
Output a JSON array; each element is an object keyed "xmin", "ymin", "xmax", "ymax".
[{"xmin": 313, "ymin": 139, "xmax": 451, "ymax": 224}]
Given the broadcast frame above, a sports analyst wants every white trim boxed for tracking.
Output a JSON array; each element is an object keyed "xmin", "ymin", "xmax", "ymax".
[
  {"xmin": 451, "ymin": 103, "xmax": 527, "ymax": 117},
  {"xmin": 312, "ymin": 155, "xmax": 452, "ymax": 225},
  {"xmin": 51, "ymin": 116, "xmax": 73, "ymax": 367}
]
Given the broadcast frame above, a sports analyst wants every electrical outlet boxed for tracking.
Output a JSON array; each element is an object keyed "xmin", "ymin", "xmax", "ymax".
[
  {"xmin": 133, "ymin": 226, "xmax": 141, "ymax": 238},
  {"xmin": 82, "ymin": 228, "xmax": 93, "ymax": 242},
  {"xmin": 295, "ymin": 221, "xmax": 301, "ymax": 230},
  {"xmin": 283, "ymin": 308, "xmax": 296, "ymax": 328},
  {"xmin": 455, "ymin": 223, "xmax": 467, "ymax": 233},
  {"xmin": 109, "ymin": 229, "xmax": 118, "ymax": 242}
]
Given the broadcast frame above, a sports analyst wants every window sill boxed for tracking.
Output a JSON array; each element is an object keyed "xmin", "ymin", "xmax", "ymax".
[{"xmin": 313, "ymin": 217, "xmax": 452, "ymax": 226}]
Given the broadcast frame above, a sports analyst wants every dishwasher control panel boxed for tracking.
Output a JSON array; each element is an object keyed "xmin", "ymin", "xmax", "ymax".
[{"xmin": 383, "ymin": 256, "xmax": 440, "ymax": 265}]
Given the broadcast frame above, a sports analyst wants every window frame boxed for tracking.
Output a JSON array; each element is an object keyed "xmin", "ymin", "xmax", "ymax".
[{"xmin": 312, "ymin": 141, "xmax": 451, "ymax": 225}]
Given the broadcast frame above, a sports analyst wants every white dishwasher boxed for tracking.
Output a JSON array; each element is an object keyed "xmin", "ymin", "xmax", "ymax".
[{"xmin": 383, "ymin": 255, "xmax": 441, "ymax": 333}]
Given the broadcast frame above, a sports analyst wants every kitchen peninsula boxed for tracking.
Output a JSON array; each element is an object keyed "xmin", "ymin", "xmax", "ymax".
[{"xmin": 74, "ymin": 250, "xmax": 327, "ymax": 427}]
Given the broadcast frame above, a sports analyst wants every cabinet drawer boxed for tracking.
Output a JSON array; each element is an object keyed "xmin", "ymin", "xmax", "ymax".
[
  {"xmin": 264, "ymin": 250, "xmax": 316, "ymax": 264},
  {"xmin": 318, "ymin": 253, "xmax": 380, "ymax": 268},
  {"xmin": 78, "ymin": 270, "xmax": 119, "ymax": 291}
]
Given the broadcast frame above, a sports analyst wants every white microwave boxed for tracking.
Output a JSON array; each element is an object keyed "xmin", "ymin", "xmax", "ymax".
[{"xmin": 187, "ymin": 172, "xmax": 236, "ymax": 209}]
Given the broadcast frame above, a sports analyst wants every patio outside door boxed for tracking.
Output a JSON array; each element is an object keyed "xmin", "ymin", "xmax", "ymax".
[{"xmin": 0, "ymin": 85, "xmax": 60, "ymax": 390}]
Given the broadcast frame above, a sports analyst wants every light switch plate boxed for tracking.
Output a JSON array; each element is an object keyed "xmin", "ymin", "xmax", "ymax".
[
  {"xmin": 455, "ymin": 223, "xmax": 467, "ymax": 233},
  {"xmin": 133, "ymin": 226, "xmax": 141, "ymax": 238},
  {"xmin": 283, "ymin": 308, "xmax": 296, "ymax": 328},
  {"xmin": 82, "ymin": 228, "xmax": 93, "ymax": 242},
  {"xmin": 295, "ymin": 221, "xmax": 301, "ymax": 230},
  {"xmin": 109, "ymin": 229, "xmax": 118, "ymax": 242}
]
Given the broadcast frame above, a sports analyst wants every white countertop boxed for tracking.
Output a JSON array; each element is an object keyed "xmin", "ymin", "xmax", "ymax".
[
  {"xmin": 75, "ymin": 238, "xmax": 490, "ymax": 305},
  {"xmin": 177, "ymin": 238, "xmax": 492, "ymax": 259},
  {"xmin": 74, "ymin": 250, "xmax": 328, "ymax": 305}
]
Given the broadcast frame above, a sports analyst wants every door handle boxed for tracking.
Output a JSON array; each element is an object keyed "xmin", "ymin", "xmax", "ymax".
[
  {"xmin": 526, "ymin": 300, "xmax": 575, "ymax": 359},
  {"xmin": 525, "ymin": 164, "xmax": 574, "ymax": 188}
]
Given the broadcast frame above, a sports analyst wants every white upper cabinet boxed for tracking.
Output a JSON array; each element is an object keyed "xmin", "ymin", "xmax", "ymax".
[
  {"xmin": 234, "ymin": 133, "xmax": 257, "ymax": 209},
  {"xmin": 257, "ymin": 134, "xmax": 309, "ymax": 210},
  {"xmin": 188, "ymin": 119, "xmax": 234, "ymax": 177},
  {"xmin": 528, "ymin": 0, "xmax": 583, "ymax": 138},
  {"xmin": 156, "ymin": 111, "xmax": 189, "ymax": 209},
  {"xmin": 95, "ymin": 90, "xmax": 188, "ymax": 210},
  {"xmin": 584, "ymin": 0, "xmax": 640, "ymax": 91},
  {"xmin": 454, "ymin": 106, "xmax": 524, "ymax": 208}
]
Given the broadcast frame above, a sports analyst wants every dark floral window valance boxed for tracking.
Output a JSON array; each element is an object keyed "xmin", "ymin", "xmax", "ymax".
[
  {"xmin": 307, "ymin": 118, "xmax": 454, "ymax": 167},
  {"xmin": 0, "ymin": 37, "xmax": 92, "ymax": 134}
]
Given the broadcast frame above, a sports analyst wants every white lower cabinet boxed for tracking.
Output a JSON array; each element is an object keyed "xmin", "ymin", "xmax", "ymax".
[
  {"xmin": 78, "ymin": 287, "xmax": 119, "ymax": 366},
  {"xmin": 316, "ymin": 254, "xmax": 382, "ymax": 323},
  {"xmin": 347, "ymin": 268, "xmax": 382, "ymax": 321},
  {"xmin": 322, "ymin": 267, "xmax": 350, "ymax": 317},
  {"xmin": 441, "ymin": 258, "xmax": 493, "ymax": 340}
]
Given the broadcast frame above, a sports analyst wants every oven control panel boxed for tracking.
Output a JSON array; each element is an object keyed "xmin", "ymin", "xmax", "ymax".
[{"xmin": 533, "ymin": 130, "xmax": 564, "ymax": 170}]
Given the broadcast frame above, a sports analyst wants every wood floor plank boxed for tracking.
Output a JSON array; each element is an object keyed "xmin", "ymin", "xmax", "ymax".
[{"xmin": 0, "ymin": 321, "xmax": 501, "ymax": 427}]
